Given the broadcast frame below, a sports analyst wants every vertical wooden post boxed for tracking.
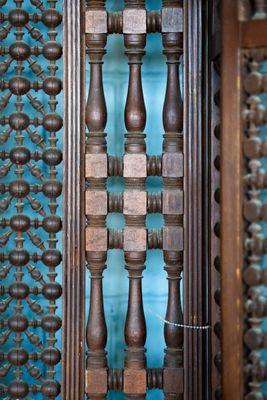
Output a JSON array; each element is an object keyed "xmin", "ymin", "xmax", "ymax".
[
  {"xmin": 62, "ymin": 0, "xmax": 85, "ymax": 399},
  {"xmin": 183, "ymin": 1, "xmax": 206, "ymax": 398},
  {"xmin": 221, "ymin": 1, "xmax": 244, "ymax": 399},
  {"xmin": 85, "ymin": 1, "xmax": 108, "ymax": 398},
  {"xmin": 122, "ymin": 2, "xmax": 147, "ymax": 399}
]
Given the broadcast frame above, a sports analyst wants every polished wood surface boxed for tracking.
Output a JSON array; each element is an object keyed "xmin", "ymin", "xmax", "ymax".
[
  {"xmin": 85, "ymin": 1, "xmax": 108, "ymax": 398},
  {"xmin": 63, "ymin": 1, "xmax": 85, "ymax": 399},
  {"xmin": 221, "ymin": 1, "xmax": 244, "ymax": 399},
  {"xmin": 242, "ymin": 20, "xmax": 267, "ymax": 48},
  {"xmin": 183, "ymin": 1, "xmax": 207, "ymax": 398},
  {"xmin": 162, "ymin": 2, "xmax": 184, "ymax": 399}
]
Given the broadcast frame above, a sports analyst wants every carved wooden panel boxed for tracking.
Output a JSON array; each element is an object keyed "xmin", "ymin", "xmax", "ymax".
[
  {"xmin": 0, "ymin": 0, "xmax": 63, "ymax": 398},
  {"xmin": 242, "ymin": 50, "xmax": 267, "ymax": 399},
  {"xmin": 222, "ymin": 1, "xmax": 267, "ymax": 399}
]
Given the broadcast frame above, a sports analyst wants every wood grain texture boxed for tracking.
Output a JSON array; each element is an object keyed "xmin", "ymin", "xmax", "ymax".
[
  {"xmin": 183, "ymin": 1, "xmax": 207, "ymax": 398},
  {"xmin": 62, "ymin": 1, "xmax": 85, "ymax": 399},
  {"xmin": 241, "ymin": 20, "xmax": 267, "ymax": 48},
  {"xmin": 221, "ymin": 1, "xmax": 244, "ymax": 399}
]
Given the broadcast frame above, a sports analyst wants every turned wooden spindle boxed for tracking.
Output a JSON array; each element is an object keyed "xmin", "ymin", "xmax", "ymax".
[
  {"xmin": 253, "ymin": 0, "xmax": 266, "ymax": 19},
  {"xmin": 123, "ymin": 1, "xmax": 147, "ymax": 398},
  {"xmin": 85, "ymin": 1, "xmax": 108, "ymax": 398},
  {"xmin": 162, "ymin": 1, "xmax": 184, "ymax": 397}
]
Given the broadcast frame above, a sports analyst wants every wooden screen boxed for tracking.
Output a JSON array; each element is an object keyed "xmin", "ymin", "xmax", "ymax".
[
  {"xmin": 84, "ymin": 0, "xmax": 221, "ymax": 399},
  {"xmin": 0, "ymin": 1, "xmax": 222, "ymax": 399},
  {"xmin": 221, "ymin": 1, "xmax": 267, "ymax": 399},
  {"xmin": 0, "ymin": 1, "xmax": 64, "ymax": 398},
  {"xmin": 85, "ymin": 1, "xmax": 184, "ymax": 398}
]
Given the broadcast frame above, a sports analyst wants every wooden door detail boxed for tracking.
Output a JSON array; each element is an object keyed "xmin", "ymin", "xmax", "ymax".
[{"xmin": 222, "ymin": 1, "xmax": 267, "ymax": 399}]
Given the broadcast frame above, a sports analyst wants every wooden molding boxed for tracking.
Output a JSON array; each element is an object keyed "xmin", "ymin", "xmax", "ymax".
[
  {"xmin": 62, "ymin": 1, "xmax": 86, "ymax": 399},
  {"xmin": 221, "ymin": 1, "xmax": 244, "ymax": 399}
]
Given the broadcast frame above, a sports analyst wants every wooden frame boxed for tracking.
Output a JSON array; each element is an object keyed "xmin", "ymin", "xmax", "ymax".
[
  {"xmin": 62, "ymin": 1, "xmax": 86, "ymax": 399},
  {"xmin": 221, "ymin": 1, "xmax": 244, "ymax": 399},
  {"xmin": 184, "ymin": 1, "xmax": 207, "ymax": 398}
]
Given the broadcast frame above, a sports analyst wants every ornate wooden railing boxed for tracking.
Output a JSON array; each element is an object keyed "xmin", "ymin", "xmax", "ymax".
[
  {"xmin": 84, "ymin": 0, "xmax": 222, "ymax": 399},
  {"xmin": 84, "ymin": 0, "xmax": 185, "ymax": 398}
]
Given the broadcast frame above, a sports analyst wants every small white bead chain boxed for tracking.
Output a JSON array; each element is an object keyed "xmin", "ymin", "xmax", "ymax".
[{"xmin": 146, "ymin": 308, "xmax": 210, "ymax": 331}]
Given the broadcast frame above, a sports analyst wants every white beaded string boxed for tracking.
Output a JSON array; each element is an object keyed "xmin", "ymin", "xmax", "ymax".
[{"xmin": 146, "ymin": 307, "xmax": 210, "ymax": 331}]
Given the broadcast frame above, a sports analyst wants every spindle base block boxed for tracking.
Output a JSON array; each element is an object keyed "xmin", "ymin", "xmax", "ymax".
[
  {"xmin": 86, "ymin": 153, "xmax": 108, "ymax": 178},
  {"xmin": 163, "ymin": 367, "xmax": 184, "ymax": 394},
  {"xmin": 162, "ymin": 153, "xmax": 183, "ymax": 178},
  {"xmin": 124, "ymin": 227, "xmax": 147, "ymax": 252},
  {"xmin": 124, "ymin": 190, "xmax": 147, "ymax": 215},
  {"xmin": 123, "ymin": 9, "xmax": 147, "ymax": 34},
  {"xmin": 124, "ymin": 154, "xmax": 147, "ymax": 178},
  {"xmin": 86, "ymin": 369, "xmax": 108, "ymax": 396},
  {"xmin": 85, "ymin": 10, "xmax": 108, "ymax": 34},
  {"xmin": 86, "ymin": 227, "xmax": 108, "ymax": 251},
  {"xmin": 86, "ymin": 190, "xmax": 108, "ymax": 215},
  {"xmin": 123, "ymin": 369, "xmax": 147, "ymax": 395},
  {"xmin": 162, "ymin": 7, "xmax": 183, "ymax": 33},
  {"xmin": 163, "ymin": 226, "xmax": 183, "ymax": 251},
  {"xmin": 163, "ymin": 190, "xmax": 183, "ymax": 215}
]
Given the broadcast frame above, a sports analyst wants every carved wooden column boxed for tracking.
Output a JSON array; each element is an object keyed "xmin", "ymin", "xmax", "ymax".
[
  {"xmin": 161, "ymin": 1, "xmax": 184, "ymax": 398},
  {"xmin": 85, "ymin": 1, "xmax": 108, "ymax": 398},
  {"xmin": 122, "ymin": 1, "xmax": 147, "ymax": 398}
]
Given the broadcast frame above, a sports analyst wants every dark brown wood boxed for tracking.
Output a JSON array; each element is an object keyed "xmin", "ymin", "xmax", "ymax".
[
  {"xmin": 162, "ymin": 2, "xmax": 184, "ymax": 398},
  {"xmin": 183, "ymin": 1, "xmax": 207, "ymax": 398},
  {"xmin": 85, "ymin": 1, "xmax": 108, "ymax": 398},
  {"xmin": 122, "ymin": 4, "xmax": 147, "ymax": 399},
  {"xmin": 242, "ymin": 20, "xmax": 267, "ymax": 48},
  {"xmin": 221, "ymin": 1, "xmax": 244, "ymax": 399},
  {"xmin": 62, "ymin": 0, "xmax": 85, "ymax": 399},
  {"xmin": 205, "ymin": 1, "xmax": 222, "ymax": 398}
]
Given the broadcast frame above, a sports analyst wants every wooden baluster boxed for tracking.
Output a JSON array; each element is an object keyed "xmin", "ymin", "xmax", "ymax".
[
  {"xmin": 122, "ymin": 1, "xmax": 147, "ymax": 398},
  {"xmin": 85, "ymin": 1, "xmax": 108, "ymax": 398},
  {"xmin": 253, "ymin": 0, "xmax": 266, "ymax": 19},
  {"xmin": 162, "ymin": 1, "xmax": 184, "ymax": 399}
]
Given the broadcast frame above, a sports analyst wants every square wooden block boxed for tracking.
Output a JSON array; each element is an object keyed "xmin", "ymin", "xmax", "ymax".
[
  {"xmin": 123, "ymin": 369, "xmax": 146, "ymax": 395},
  {"xmin": 123, "ymin": 9, "xmax": 147, "ymax": 34},
  {"xmin": 162, "ymin": 7, "xmax": 183, "ymax": 33},
  {"xmin": 86, "ymin": 227, "xmax": 108, "ymax": 252},
  {"xmin": 162, "ymin": 153, "xmax": 183, "ymax": 178},
  {"xmin": 163, "ymin": 190, "xmax": 183, "ymax": 215},
  {"xmin": 123, "ymin": 154, "xmax": 147, "ymax": 178},
  {"xmin": 163, "ymin": 368, "xmax": 183, "ymax": 394},
  {"xmin": 124, "ymin": 190, "xmax": 147, "ymax": 215},
  {"xmin": 85, "ymin": 153, "xmax": 107, "ymax": 179},
  {"xmin": 86, "ymin": 369, "xmax": 108, "ymax": 395},
  {"xmin": 163, "ymin": 226, "xmax": 183, "ymax": 251},
  {"xmin": 124, "ymin": 227, "xmax": 147, "ymax": 252},
  {"xmin": 86, "ymin": 190, "xmax": 107, "ymax": 216},
  {"xmin": 85, "ymin": 10, "xmax": 108, "ymax": 34}
]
